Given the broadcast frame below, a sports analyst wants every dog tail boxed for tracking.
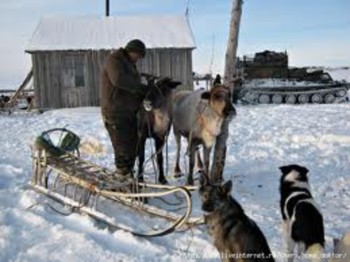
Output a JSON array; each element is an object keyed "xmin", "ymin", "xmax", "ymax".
[{"xmin": 306, "ymin": 244, "xmax": 324, "ymax": 262}]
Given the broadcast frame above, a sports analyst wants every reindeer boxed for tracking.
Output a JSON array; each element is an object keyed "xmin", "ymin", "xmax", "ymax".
[
  {"xmin": 172, "ymin": 85, "xmax": 235, "ymax": 185},
  {"xmin": 137, "ymin": 77, "xmax": 181, "ymax": 184}
]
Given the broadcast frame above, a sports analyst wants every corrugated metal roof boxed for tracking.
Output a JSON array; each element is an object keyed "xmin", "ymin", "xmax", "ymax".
[{"xmin": 26, "ymin": 15, "xmax": 196, "ymax": 52}]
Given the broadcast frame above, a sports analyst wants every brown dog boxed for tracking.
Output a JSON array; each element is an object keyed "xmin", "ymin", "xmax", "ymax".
[{"xmin": 199, "ymin": 174, "xmax": 274, "ymax": 261}]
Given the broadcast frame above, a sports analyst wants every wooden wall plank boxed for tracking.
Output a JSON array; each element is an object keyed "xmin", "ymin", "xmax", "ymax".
[{"xmin": 31, "ymin": 48, "xmax": 193, "ymax": 108}]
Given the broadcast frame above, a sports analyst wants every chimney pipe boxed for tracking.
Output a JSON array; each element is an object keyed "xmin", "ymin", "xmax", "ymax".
[{"xmin": 106, "ymin": 0, "xmax": 110, "ymax": 17}]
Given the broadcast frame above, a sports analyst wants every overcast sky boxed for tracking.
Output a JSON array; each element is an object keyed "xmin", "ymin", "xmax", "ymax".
[{"xmin": 1, "ymin": 0, "xmax": 349, "ymax": 88}]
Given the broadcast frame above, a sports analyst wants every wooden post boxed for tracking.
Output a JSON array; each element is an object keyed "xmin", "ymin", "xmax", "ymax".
[
  {"xmin": 210, "ymin": 0, "xmax": 243, "ymax": 182},
  {"xmin": 223, "ymin": 0, "xmax": 243, "ymax": 90}
]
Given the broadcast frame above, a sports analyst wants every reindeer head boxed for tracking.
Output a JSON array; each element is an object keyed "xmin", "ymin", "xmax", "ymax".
[
  {"xmin": 147, "ymin": 77, "xmax": 181, "ymax": 109},
  {"xmin": 201, "ymin": 85, "xmax": 236, "ymax": 118},
  {"xmin": 145, "ymin": 77, "xmax": 181, "ymax": 136}
]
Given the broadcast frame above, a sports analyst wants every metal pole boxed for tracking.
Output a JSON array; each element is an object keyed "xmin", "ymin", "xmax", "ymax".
[{"xmin": 106, "ymin": 0, "xmax": 110, "ymax": 17}]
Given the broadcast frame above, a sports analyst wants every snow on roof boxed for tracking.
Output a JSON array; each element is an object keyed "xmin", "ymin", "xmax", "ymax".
[{"xmin": 26, "ymin": 15, "xmax": 196, "ymax": 52}]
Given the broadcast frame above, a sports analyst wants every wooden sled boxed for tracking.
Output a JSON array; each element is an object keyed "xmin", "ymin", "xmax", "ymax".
[{"xmin": 30, "ymin": 128, "xmax": 203, "ymax": 237}]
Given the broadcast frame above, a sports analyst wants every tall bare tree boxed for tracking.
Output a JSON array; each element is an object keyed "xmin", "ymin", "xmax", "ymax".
[
  {"xmin": 211, "ymin": 0, "xmax": 243, "ymax": 182},
  {"xmin": 223, "ymin": 0, "xmax": 243, "ymax": 89}
]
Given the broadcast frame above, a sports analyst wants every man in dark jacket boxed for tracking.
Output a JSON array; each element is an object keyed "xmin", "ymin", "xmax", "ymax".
[{"xmin": 101, "ymin": 39, "xmax": 148, "ymax": 176}]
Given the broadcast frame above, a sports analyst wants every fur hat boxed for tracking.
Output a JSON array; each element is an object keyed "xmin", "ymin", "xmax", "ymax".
[{"xmin": 125, "ymin": 39, "xmax": 146, "ymax": 58}]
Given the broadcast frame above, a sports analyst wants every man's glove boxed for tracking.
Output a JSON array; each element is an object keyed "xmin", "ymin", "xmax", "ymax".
[{"xmin": 143, "ymin": 99, "xmax": 153, "ymax": 112}]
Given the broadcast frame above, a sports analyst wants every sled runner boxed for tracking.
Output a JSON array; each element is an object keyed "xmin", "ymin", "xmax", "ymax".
[{"xmin": 30, "ymin": 128, "xmax": 204, "ymax": 237}]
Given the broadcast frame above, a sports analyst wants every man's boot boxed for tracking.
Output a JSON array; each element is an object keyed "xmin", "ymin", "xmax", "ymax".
[
  {"xmin": 108, "ymin": 166, "xmax": 134, "ymax": 193},
  {"xmin": 112, "ymin": 167, "xmax": 145, "ymax": 200},
  {"xmin": 115, "ymin": 166, "xmax": 133, "ymax": 178}
]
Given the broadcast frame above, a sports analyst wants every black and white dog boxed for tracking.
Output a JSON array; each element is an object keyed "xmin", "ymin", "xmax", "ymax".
[{"xmin": 279, "ymin": 164, "xmax": 325, "ymax": 261}]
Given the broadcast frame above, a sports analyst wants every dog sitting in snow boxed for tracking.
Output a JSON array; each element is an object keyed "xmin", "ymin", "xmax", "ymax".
[
  {"xmin": 199, "ymin": 174, "xmax": 274, "ymax": 262},
  {"xmin": 279, "ymin": 164, "xmax": 325, "ymax": 261}
]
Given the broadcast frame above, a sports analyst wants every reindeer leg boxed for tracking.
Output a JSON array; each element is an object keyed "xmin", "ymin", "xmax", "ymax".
[
  {"xmin": 187, "ymin": 143, "xmax": 196, "ymax": 185},
  {"xmin": 155, "ymin": 137, "xmax": 168, "ymax": 184},
  {"xmin": 203, "ymin": 147, "xmax": 211, "ymax": 179},
  {"xmin": 137, "ymin": 136, "xmax": 146, "ymax": 182},
  {"xmin": 174, "ymin": 131, "xmax": 183, "ymax": 178}
]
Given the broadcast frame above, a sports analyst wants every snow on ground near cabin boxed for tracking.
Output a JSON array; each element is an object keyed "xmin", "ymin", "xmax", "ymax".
[{"xmin": 1, "ymin": 104, "xmax": 350, "ymax": 261}]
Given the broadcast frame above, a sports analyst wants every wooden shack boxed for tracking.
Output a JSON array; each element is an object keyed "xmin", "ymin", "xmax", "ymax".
[{"xmin": 26, "ymin": 15, "xmax": 196, "ymax": 108}]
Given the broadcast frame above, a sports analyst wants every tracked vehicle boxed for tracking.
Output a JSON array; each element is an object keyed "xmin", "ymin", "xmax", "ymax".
[{"xmin": 235, "ymin": 51, "xmax": 350, "ymax": 104}]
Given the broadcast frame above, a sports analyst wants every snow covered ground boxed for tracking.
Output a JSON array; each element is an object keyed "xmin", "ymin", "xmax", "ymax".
[{"xmin": 1, "ymin": 102, "xmax": 350, "ymax": 261}]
